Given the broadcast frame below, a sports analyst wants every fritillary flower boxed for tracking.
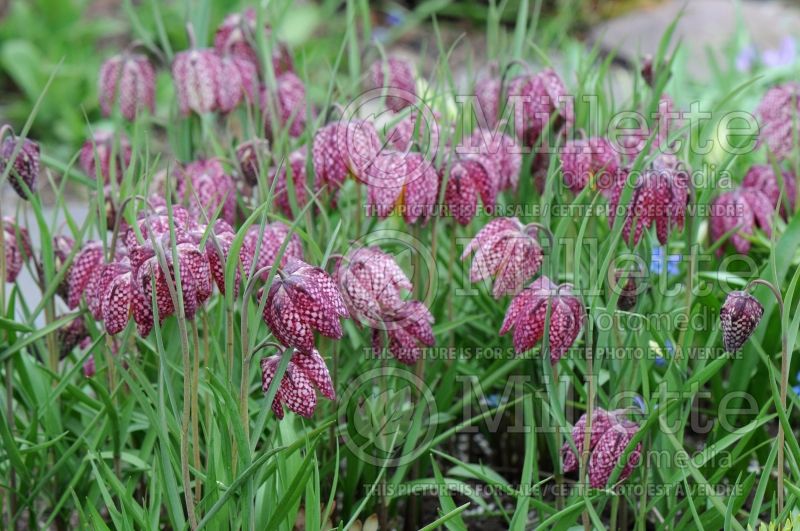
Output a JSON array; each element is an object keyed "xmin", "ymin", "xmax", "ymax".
[
  {"xmin": 442, "ymin": 153, "xmax": 501, "ymax": 225},
  {"xmin": 468, "ymin": 128, "xmax": 522, "ymax": 192},
  {"xmin": 312, "ymin": 120, "xmax": 381, "ymax": 204},
  {"xmin": 507, "ymin": 68, "xmax": 574, "ymax": 147},
  {"xmin": 205, "ymin": 220, "xmax": 254, "ymax": 296},
  {"xmin": 613, "ymin": 269, "xmax": 640, "ymax": 311},
  {"xmin": 500, "ymin": 276, "xmax": 585, "ymax": 363},
  {"xmin": 172, "ymin": 49, "xmax": 224, "ymax": 115},
  {"xmin": 720, "ymin": 291, "xmax": 764, "ymax": 353},
  {"xmin": 372, "ymin": 300, "xmax": 435, "ymax": 364},
  {"xmin": 561, "ymin": 408, "xmax": 615, "ymax": 473},
  {"xmin": 214, "ymin": 8, "xmax": 293, "ymax": 76},
  {"xmin": 560, "ymin": 137, "xmax": 621, "ymax": 196},
  {"xmin": 2, "ymin": 217, "xmax": 31, "ymax": 283},
  {"xmin": 175, "ymin": 158, "xmax": 237, "ymax": 225},
  {"xmin": 236, "ymin": 138, "xmax": 271, "ymax": 186},
  {"xmin": 268, "ymin": 147, "xmax": 309, "ymax": 218},
  {"xmin": 756, "ymin": 83, "xmax": 800, "ymax": 160},
  {"xmin": 709, "ymin": 187, "xmax": 774, "ymax": 255},
  {"xmin": 67, "ymin": 241, "xmax": 105, "ymax": 308},
  {"xmin": 461, "ymin": 217, "xmax": 545, "ymax": 298},
  {"xmin": 588, "ymin": 419, "xmax": 642, "ymax": 488},
  {"xmin": 57, "ymin": 317, "xmax": 90, "ymax": 359},
  {"xmin": 386, "ymin": 111, "xmax": 440, "ymax": 156},
  {"xmin": 742, "ymin": 164, "xmax": 797, "ymax": 217},
  {"xmin": 261, "ymin": 349, "xmax": 335, "ymax": 419},
  {"xmin": 368, "ymin": 56, "xmax": 416, "ymax": 112},
  {"xmin": 1, "ymin": 134, "xmax": 40, "ymax": 200},
  {"xmin": 262, "ymin": 258, "xmax": 348, "ymax": 353},
  {"xmin": 243, "ymin": 222, "xmax": 304, "ymax": 279},
  {"xmin": 609, "ymin": 159, "xmax": 690, "ymax": 246},
  {"xmin": 262, "ymin": 72, "xmax": 309, "ymax": 138},
  {"xmin": 79, "ymin": 130, "xmax": 132, "ymax": 184},
  {"xmin": 474, "ymin": 64, "xmax": 501, "ymax": 129},
  {"xmin": 98, "ymin": 53, "xmax": 155, "ymax": 120}
]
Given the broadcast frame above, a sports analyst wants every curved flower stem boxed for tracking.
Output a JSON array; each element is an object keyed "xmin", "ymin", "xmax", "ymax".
[
  {"xmin": 745, "ymin": 278, "xmax": 787, "ymax": 513},
  {"xmin": 524, "ymin": 222, "xmax": 554, "ymax": 253}
]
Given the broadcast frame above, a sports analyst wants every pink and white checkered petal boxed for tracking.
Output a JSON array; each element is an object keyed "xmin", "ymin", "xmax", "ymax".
[
  {"xmin": 98, "ymin": 57, "xmax": 122, "ymax": 117},
  {"xmin": 172, "ymin": 50, "xmax": 221, "ymax": 115},
  {"xmin": 281, "ymin": 363, "xmax": 318, "ymax": 417},
  {"xmin": 286, "ymin": 282, "xmax": 344, "ymax": 340},
  {"xmin": 216, "ymin": 56, "xmax": 245, "ymax": 113},
  {"xmin": 589, "ymin": 423, "xmax": 637, "ymax": 488},
  {"xmin": 444, "ymin": 162, "xmax": 480, "ymax": 225},
  {"xmin": 511, "ymin": 298, "xmax": 548, "ymax": 354},
  {"xmin": 387, "ymin": 326, "xmax": 423, "ymax": 364},
  {"xmin": 67, "ymin": 242, "xmax": 105, "ymax": 309},
  {"xmin": 720, "ymin": 290, "xmax": 764, "ymax": 352},
  {"xmin": 263, "ymin": 286, "xmax": 316, "ymax": 352},
  {"xmin": 292, "ymin": 350, "xmax": 336, "ymax": 400},
  {"xmin": 102, "ymin": 272, "xmax": 132, "ymax": 335}
]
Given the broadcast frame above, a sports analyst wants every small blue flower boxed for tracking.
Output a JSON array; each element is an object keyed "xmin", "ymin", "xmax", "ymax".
[
  {"xmin": 762, "ymin": 37, "xmax": 797, "ymax": 68},
  {"xmin": 793, "ymin": 385, "xmax": 800, "ymax": 397},
  {"xmin": 650, "ymin": 247, "xmax": 681, "ymax": 276},
  {"xmin": 633, "ymin": 395, "xmax": 646, "ymax": 413},
  {"xmin": 736, "ymin": 45, "xmax": 758, "ymax": 72}
]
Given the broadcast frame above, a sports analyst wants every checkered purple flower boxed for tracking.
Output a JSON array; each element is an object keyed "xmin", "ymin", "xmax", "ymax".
[
  {"xmin": 756, "ymin": 83, "xmax": 800, "ymax": 160},
  {"xmin": 442, "ymin": 153, "xmax": 501, "ymax": 225},
  {"xmin": 79, "ymin": 130, "xmax": 132, "ymax": 184},
  {"xmin": 742, "ymin": 164, "xmax": 797, "ymax": 217},
  {"xmin": 1, "ymin": 134, "xmax": 40, "ymax": 200},
  {"xmin": 720, "ymin": 291, "xmax": 764, "ymax": 353},
  {"xmin": 99, "ymin": 53, "xmax": 155, "ymax": 120},
  {"xmin": 175, "ymin": 158, "xmax": 237, "ymax": 225},
  {"xmin": 560, "ymin": 137, "xmax": 621, "ymax": 196},
  {"xmin": 261, "ymin": 72, "xmax": 309, "ymax": 138},
  {"xmin": 261, "ymin": 349, "xmax": 335, "ymax": 419},
  {"xmin": 507, "ymin": 68, "xmax": 574, "ymax": 147},
  {"xmin": 368, "ymin": 56, "xmax": 416, "ymax": 112},
  {"xmin": 2, "ymin": 217, "xmax": 31, "ymax": 283},
  {"xmin": 371, "ymin": 300, "xmax": 435, "ymax": 364},
  {"xmin": 710, "ymin": 187, "xmax": 774, "ymax": 255}
]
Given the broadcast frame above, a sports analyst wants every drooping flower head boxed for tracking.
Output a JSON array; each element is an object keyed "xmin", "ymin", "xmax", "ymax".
[
  {"xmin": 214, "ymin": 7, "xmax": 293, "ymax": 76},
  {"xmin": 1, "ymin": 134, "xmax": 40, "ymax": 200},
  {"xmin": 262, "ymin": 258, "xmax": 349, "ymax": 353},
  {"xmin": 560, "ymin": 137, "xmax": 621, "ymax": 196},
  {"xmin": 368, "ymin": 56, "xmax": 416, "ymax": 112},
  {"xmin": 709, "ymin": 187, "xmax": 773, "ymax": 255},
  {"xmin": 371, "ymin": 300, "xmax": 435, "ymax": 364},
  {"xmin": 175, "ymin": 158, "xmax": 237, "ymax": 225},
  {"xmin": 609, "ymin": 158, "xmax": 690, "ymax": 246},
  {"xmin": 205, "ymin": 220, "xmax": 254, "ymax": 296},
  {"xmin": 441, "ymin": 153, "xmax": 501, "ymax": 225},
  {"xmin": 756, "ymin": 83, "xmax": 800, "ymax": 160},
  {"xmin": 2, "ymin": 217, "xmax": 32, "ymax": 283},
  {"xmin": 79, "ymin": 130, "xmax": 132, "ymax": 184},
  {"xmin": 507, "ymin": 68, "xmax": 574, "ymax": 147},
  {"xmin": 386, "ymin": 111, "xmax": 441, "ymax": 157},
  {"xmin": 500, "ymin": 276, "xmax": 585, "ymax": 363},
  {"xmin": 720, "ymin": 290, "xmax": 764, "ymax": 352},
  {"xmin": 561, "ymin": 408, "xmax": 615, "ymax": 473},
  {"xmin": 262, "ymin": 72, "xmax": 310, "ymax": 139},
  {"xmin": 474, "ymin": 63, "xmax": 502, "ymax": 129},
  {"xmin": 312, "ymin": 120, "xmax": 381, "ymax": 204},
  {"xmin": 364, "ymin": 150, "xmax": 439, "ymax": 223},
  {"xmin": 57, "ymin": 316, "xmax": 90, "ymax": 359},
  {"xmin": 467, "ymin": 128, "xmax": 522, "ymax": 192},
  {"xmin": 461, "ymin": 217, "xmax": 545, "ymax": 298},
  {"xmin": 98, "ymin": 53, "xmax": 155, "ymax": 120},
  {"xmin": 236, "ymin": 138, "xmax": 271, "ymax": 186},
  {"xmin": 172, "ymin": 49, "xmax": 235, "ymax": 115},
  {"xmin": 67, "ymin": 241, "xmax": 105, "ymax": 308},
  {"xmin": 742, "ymin": 164, "xmax": 797, "ymax": 217},
  {"xmin": 243, "ymin": 222, "xmax": 304, "ymax": 279},
  {"xmin": 261, "ymin": 349, "xmax": 335, "ymax": 419}
]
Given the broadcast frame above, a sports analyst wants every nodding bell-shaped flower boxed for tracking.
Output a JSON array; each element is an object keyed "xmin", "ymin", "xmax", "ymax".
[
  {"xmin": 213, "ymin": 7, "xmax": 293, "ymax": 76},
  {"xmin": 261, "ymin": 258, "xmax": 349, "ymax": 353},
  {"xmin": 720, "ymin": 290, "xmax": 764, "ymax": 352},
  {"xmin": 79, "ymin": 130, "xmax": 132, "ymax": 184},
  {"xmin": 98, "ymin": 53, "xmax": 155, "ymax": 120},
  {"xmin": 67, "ymin": 241, "xmax": 105, "ymax": 308},
  {"xmin": 172, "ymin": 49, "xmax": 227, "ymax": 115},
  {"xmin": 57, "ymin": 316, "xmax": 90, "ymax": 359},
  {"xmin": 500, "ymin": 276, "xmax": 585, "ymax": 363},
  {"xmin": 559, "ymin": 137, "xmax": 621, "ymax": 196},
  {"xmin": 261, "ymin": 72, "xmax": 309, "ymax": 139},
  {"xmin": 364, "ymin": 151, "xmax": 439, "ymax": 223},
  {"xmin": 243, "ymin": 222, "xmax": 304, "ymax": 280},
  {"xmin": 1, "ymin": 133, "xmax": 40, "ymax": 200},
  {"xmin": 175, "ymin": 158, "xmax": 237, "ymax": 225},
  {"xmin": 474, "ymin": 64, "xmax": 502, "ymax": 130},
  {"xmin": 561, "ymin": 408, "xmax": 615, "ymax": 473},
  {"xmin": 461, "ymin": 217, "xmax": 545, "ymax": 298},
  {"xmin": 756, "ymin": 82, "xmax": 800, "ymax": 160},
  {"xmin": 205, "ymin": 220, "xmax": 253, "ymax": 296},
  {"xmin": 371, "ymin": 300, "xmax": 435, "ymax": 364},
  {"xmin": 261, "ymin": 349, "xmax": 335, "ymax": 419},
  {"xmin": 368, "ymin": 55, "xmax": 417, "ymax": 112},
  {"xmin": 312, "ymin": 120, "xmax": 381, "ymax": 204},
  {"xmin": 2, "ymin": 217, "xmax": 32, "ymax": 283},
  {"xmin": 268, "ymin": 147, "xmax": 309, "ymax": 218},
  {"xmin": 236, "ymin": 138, "xmax": 271, "ymax": 186},
  {"xmin": 742, "ymin": 164, "xmax": 797, "ymax": 217},
  {"xmin": 507, "ymin": 68, "xmax": 574, "ymax": 147},
  {"xmin": 442, "ymin": 153, "xmax": 501, "ymax": 225},
  {"xmin": 588, "ymin": 418, "xmax": 642, "ymax": 488},
  {"xmin": 613, "ymin": 269, "xmax": 641, "ymax": 311},
  {"xmin": 386, "ymin": 111, "xmax": 441, "ymax": 156},
  {"xmin": 468, "ymin": 128, "xmax": 522, "ymax": 192},
  {"xmin": 336, "ymin": 246, "xmax": 411, "ymax": 326},
  {"xmin": 609, "ymin": 159, "xmax": 690, "ymax": 246},
  {"xmin": 709, "ymin": 187, "xmax": 774, "ymax": 255}
]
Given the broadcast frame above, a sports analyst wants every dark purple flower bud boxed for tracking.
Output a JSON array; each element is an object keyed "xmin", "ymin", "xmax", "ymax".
[
  {"xmin": 613, "ymin": 269, "xmax": 640, "ymax": 311},
  {"xmin": 461, "ymin": 217, "xmax": 544, "ymax": 298},
  {"xmin": 2, "ymin": 218, "xmax": 31, "ymax": 283},
  {"xmin": 99, "ymin": 53, "xmax": 155, "ymax": 120},
  {"xmin": 58, "ymin": 316, "xmax": 90, "ymax": 359},
  {"xmin": 262, "ymin": 258, "xmax": 349, "ymax": 353},
  {"xmin": 261, "ymin": 349, "xmax": 335, "ymax": 419},
  {"xmin": 371, "ymin": 300, "xmax": 435, "ymax": 364},
  {"xmin": 1, "ymin": 135, "xmax": 40, "ymax": 200},
  {"xmin": 79, "ymin": 130, "xmax": 132, "ymax": 184},
  {"xmin": 500, "ymin": 276, "xmax": 585, "ymax": 363},
  {"xmin": 368, "ymin": 56, "xmax": 416, "ymax": 112},
  {"xmin": 720, "ymin": 290, "xmax": 764, "ymax": 352}
]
